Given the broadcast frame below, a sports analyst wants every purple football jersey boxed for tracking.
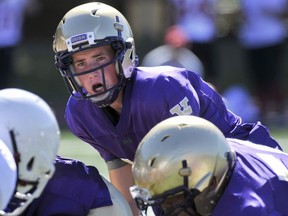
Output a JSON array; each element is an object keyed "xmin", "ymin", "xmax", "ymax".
[
  {"xmin": 22, "ymin": 156, "xmax": 112, "ymax": 216},
  {"xmin": 65, "ymin": 66, "xmax": 280, "ymax": 162},
  {"xmin": 213, "ymin": 139, "xmax": 288, "ymax": 215}
]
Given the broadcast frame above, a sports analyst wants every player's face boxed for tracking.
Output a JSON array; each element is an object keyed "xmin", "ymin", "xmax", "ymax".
[{"xmin": 71, "ymin": 45, "xmax": 118, "ymax": 95}]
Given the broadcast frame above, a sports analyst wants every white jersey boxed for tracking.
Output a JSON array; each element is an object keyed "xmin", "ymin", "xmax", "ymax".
[
  {"xmin": 0, "ymin": 139, "xmax": 17, "ymax": 210},
  {"xmin": 0, "ymin": 0, "xmax": 28, "ymax": 47}
]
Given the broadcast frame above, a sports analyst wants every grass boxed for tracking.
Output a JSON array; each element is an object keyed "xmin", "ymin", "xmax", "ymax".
[
  {"xmin": 270, "ymin": 129, "xmax": 288, "ymax": 152},
  {"xmin": 58, "ymin": 131, "xmax": 109, "ymax": 179}
]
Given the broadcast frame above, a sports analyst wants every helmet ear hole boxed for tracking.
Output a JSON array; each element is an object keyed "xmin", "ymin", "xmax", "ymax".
[
  {"xmin": 27, "ymin": 157, "xmax": 35, "ymax": 171},
  {"xmin": 58, "ymin": 56, "xmax": 72, "ymax": 71},
  {"xmin": 125, "ymin": 41, "xmax": 132, "ymax": 49},
  {"xmin": 111, "ymin": 41, "xmax": 125, "ymax": 51}
]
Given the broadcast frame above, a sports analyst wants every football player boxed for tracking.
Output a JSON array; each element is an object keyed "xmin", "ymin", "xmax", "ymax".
[
  {"xmin": 0, "ymin": 88, "xmax": 60, "ymax": 215},
  {"xmin": 0, "ymin": 88, "xmax": 132, "ymax": 216},
  {"xmin": 131, "ymin": 116, "xmax": 288, "ymax": 215},
  {"xmin": 52, "ymin": 2, "xmax": 282, "ymax": 215}
]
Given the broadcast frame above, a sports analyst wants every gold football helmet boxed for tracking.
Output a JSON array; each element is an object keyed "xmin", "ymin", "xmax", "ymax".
[
  {"xmin": 131, "ymin": 116, "xmax": 235, "ymax": 215},
  {"xmin": 53, "ymin": 2, "xmax": 138, "ymax": 106}
]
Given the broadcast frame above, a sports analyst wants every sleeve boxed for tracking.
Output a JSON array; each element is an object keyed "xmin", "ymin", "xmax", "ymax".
[
  {"xmin": 155, "ymin": 69, "xmax": 202, "ymax": 117},
  {"xmin": 23, "ymin": 157, "xmax": 114, "ymax": 216},
  {"xmin": 183, "ymin": 71, "xmax": 281, "ymax": 149},
  {"xmin": 162, "ymin": 69, "xmax": 238, "ymax": 133},
  {"xmin": 106, "ymin": 158, "xmax": 128, "ymax": 170}
]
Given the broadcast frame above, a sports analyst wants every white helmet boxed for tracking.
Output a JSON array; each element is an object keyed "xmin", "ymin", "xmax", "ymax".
[
  {"xmin": 142, "ymin": 45, "xmax": 204, "ymax": 77},
  {"xmin": 53, "ymin": 2, "xmax": 138, "ymax": 106},
  {"xmin": 0, "ymin": 140, "xmax": 17, "ymax": 211},
  {"xmin": 0, "ymin": 88, "xmax": 60, "ymax": 215},
  {"xmin": 131, "ymin": 116, "xmax": 235, "ymax": 215}
]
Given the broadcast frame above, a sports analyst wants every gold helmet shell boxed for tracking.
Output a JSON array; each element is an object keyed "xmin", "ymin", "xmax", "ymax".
[
  {"xmin": 53, "ymin": 2, "xmax": 137, "ymax": 77},
  {"xmin": 132, "ymin": 115, "xmax": 233, "ymax": 214},
  {"xmin": 53, "ymin": 2, "xmax": 138, "ymax": 106}
]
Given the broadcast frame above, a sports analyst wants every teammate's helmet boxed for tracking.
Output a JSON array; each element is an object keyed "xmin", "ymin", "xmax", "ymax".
[
  {"xmin": 0, "ymin": 89, "xmax": 60, "ymax": 215},
  {"xmin": 142, "ymin": 45, "xmax": 204, "ymax": 77},
  {"xmin": 131, "ymin": 116, "xmax": 235, "ymax": 215},
  {"xmin": 0, "ymin": 139, "xmax": 17, "ymax": 211},
  {"xmin": 53, "ymin": 2, "xmax": 138, "ymax": 106}
]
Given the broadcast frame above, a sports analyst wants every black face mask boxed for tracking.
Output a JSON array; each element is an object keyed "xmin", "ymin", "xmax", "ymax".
[{"xmin": 55, "ymin": 38, "xmax": 127, "ymax": 107}]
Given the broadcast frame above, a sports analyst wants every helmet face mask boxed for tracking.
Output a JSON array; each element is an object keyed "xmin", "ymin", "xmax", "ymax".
[
  {"xmin": 56, "ymin": 38, "xmax": 127, "ymax": 107},
  {"xmin": 53, "ymin": 2, "xmax": 138, "ymax": 106},
  {"xmin": 0, "ymin": 89, "xmax": 60, "ymax": 215},
  {"xmin": 131, "ymin": 116, "xmax": 235, "ymax": 216},
  {"xmin": 156, "ymin": 187, "xmax": 200, "ymax": 216},
  {"xmin": 131, "ymin": 180, "xmax": 201, "ymax": 216}
]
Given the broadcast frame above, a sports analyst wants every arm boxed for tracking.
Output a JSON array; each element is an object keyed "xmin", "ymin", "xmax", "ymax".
[{"xmin": 109, "ymin": 164, "xmax": 140, "ymax": 216}]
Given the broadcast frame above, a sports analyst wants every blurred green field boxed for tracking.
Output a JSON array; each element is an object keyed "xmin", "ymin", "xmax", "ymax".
[
  {"xmin": 58, "ymin": 129, "xmax": 288, "ymax": 181},
  {"xmin": 58, "ymin": 131, "xmax": 109, "ymax": 179}
]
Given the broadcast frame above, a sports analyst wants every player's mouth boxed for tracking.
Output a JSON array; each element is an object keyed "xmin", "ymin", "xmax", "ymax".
[{"xmin": 92, "ymin": 83, "xmax": 104, "ymax": 93}]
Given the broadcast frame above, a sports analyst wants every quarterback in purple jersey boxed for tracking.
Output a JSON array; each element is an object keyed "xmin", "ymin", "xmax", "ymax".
[
  {"xmin": 52, "ymin": 2, "xmax": 282, "ymax": 215},
  {"xmin": 131, "ymin": 116, "xmax": 288, "ymax": 216},
  {"xmin": 22, "ymin": 156, "xmax": 132, "ymax": 216}
]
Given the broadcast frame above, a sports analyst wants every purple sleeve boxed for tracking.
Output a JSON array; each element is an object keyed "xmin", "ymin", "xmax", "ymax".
[
  {"xmin": 23, "ymin": 156, "xmax": 112, "ymax": 216},
  {"xmin": 213, "ymin": 140, "xmax": 288, "ymax": 215},
  {"xmin": 182, "ymin": 71, "xmax": 280, "ymax": 149}
]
